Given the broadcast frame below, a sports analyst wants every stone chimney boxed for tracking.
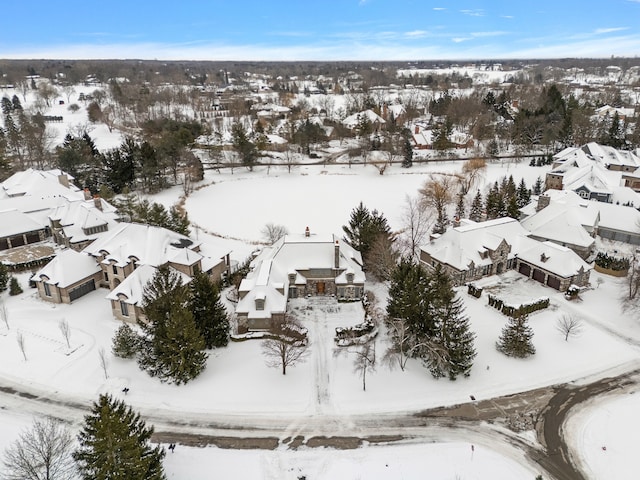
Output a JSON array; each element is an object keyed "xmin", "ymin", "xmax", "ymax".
[
  {"xmin": 334, "ymin": 240, "xmax": 340, "ymax": 269},
  {"xmin": 305, "ymin": 226, "xmax": 310, "ymax": 237},
  {"xmin": 536, "ymin": 194, "xmax": 550, "ymax": 212},
  {"xmin": 414, "ymin": 125, "xmax": 420, "ymax": 135},
  {"xmin": 93, "ymin": 195, "xmax": 103, "ymax": 211},
  {"xmin": 58, "ymin": 173, "xmax": 69, "ymax": 188},
  {"xmin": 83, "ymin": 188, "xmax": 92, "ymax": 201}
]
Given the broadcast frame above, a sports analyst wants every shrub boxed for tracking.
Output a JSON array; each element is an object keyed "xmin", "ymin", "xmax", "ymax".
[
  {"xmin": 595, "ymin": 252, "xmax": 630, "ymax": 271},
  {"xmin": 9, "ymin": 277, "xmax": 22, "ymax": 296},
  {"xmin": 112, "ymin": 323, "xmax": 139, "ymax": 358},
  {"xmin": 467, "ymin": 284, "xmax": 483, "ymax": 298}
]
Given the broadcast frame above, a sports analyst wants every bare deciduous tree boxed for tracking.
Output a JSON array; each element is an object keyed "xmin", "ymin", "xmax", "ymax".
[
  {"xmin": 364, "ymin": 233, "xmax": 398, "ymax": 281},
  {"xmin": 353, "ymin": 341, "xmax": 376, "ymax": 391},
  {"xmin": 556, "ymin": 314, "xmax": 583, "ymax": 342},
  {"xmin": 457, "ymin": 158, "xmax": 487, "ymax": 195},
  {"xmin": 98, "ymin": 348, "xmax": 109, "ymax": 379},
  {"xmin": 16, "ymin": 331, "xmax": 27, "ymax": 361},
  {"xmin": 261, "ymin": 223, "xmax": 289, "ymax": 244},
  {"xmin": 59, "ymin": 319, "xmax": 71, "ymax": 349},
  {"xmin": 628, "ymin": 257, "xmax": 640, "ymax": 300},
  {"xmin": 397, "ymin": 195, "xmax": 433, "ymax": 260},
  {"xmin": 383, "ymin": 317, "xmax": 450, "ymax": 373},
  {"xmin": 2, "ymin": 417, "xmax": 76, "ymax": 480},
  {"xmin": 261, "ymin": 316, "xmax": 309, "ymax": 375}
]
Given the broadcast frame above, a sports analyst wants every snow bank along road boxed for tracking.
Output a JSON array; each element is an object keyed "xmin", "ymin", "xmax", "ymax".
[{"xmin": 3, "ymin": 364, "xmax": 640, "ymax": 480}]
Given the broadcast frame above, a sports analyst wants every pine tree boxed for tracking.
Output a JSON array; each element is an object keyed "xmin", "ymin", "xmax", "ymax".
[
  {"xmin": 496, "ymin": 314, "xmax": 536, "ymax": 358},
  {"xmin": 343, "ymin": 202, "xmax": 372, "ymax": 252},
  {"xmin": 516, "ymin": 178, "xmax": 531, "ymax": 208},
  {"xmin": 432, "ymin": 208, "xmax": 449, "ymax": 235},
  {"xmin": 0, "ymin": 263, "xmax": 8, "ymax": 292},
  {"xmin": 533, "ymin": 176, "xmax": 543, "ymax": 196},
  {"xmin": 454, "ymin": 192, "xmax": 466, "ymax": 221},
  {"xmin": 401, "ymin": 128, "xmax": 413, "ymax": 168},
  {"xmin": 469, "ymin": 190, "xmax": 484, "ymax": 222},
  {"xmin": 429, "ymin": 265, "xmax": 476, "ymax": 379},
  {"xmin": 168, "ymin": 206, "xmax": 190, "ymax": 236},
  {"xmin": 9, "ymin": 277, "xmax": 22, "ymax": 296},
  {"xmin": 73, "ymin": 394, "xmax": 166, "ymax": 480},
  {"xmin": 189, "ymin": 272, "xmax": 230, "ymax": 349},
  {"xmin": 112, "ymin": 323, "xmax": 139, "ymax": 358},
  {"xmin": 506, "ymin": 195, "xmax": 520, "ymax": 219},
  {"xmin": 138, "ymin": 266, "xmax": 208, "ymax": 384}
]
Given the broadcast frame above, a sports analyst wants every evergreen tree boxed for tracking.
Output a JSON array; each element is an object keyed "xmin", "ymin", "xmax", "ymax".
[
  {"xmin": 9, "ymin": 277, "xmax": 22, "ymax": 296},
  {"xmin": 485, "ymin": 182, "xmax": 500, "ymax": 219},
  {"xmin": 496, "ymin": 314, "xmax": 536, "ymax": 358},
  {"xmin": 432, "ymin": 207, "xmax": 449, "ymax": 235},
  {"xmin": 506, "ymin": 195, "xmax": 520, "ymax": 219},
  {"xmin": 429, "ymin": 265, "xmax": 476, "ymax": 379},
  {"xmin": 342, "ymin": 203, "xmax": 392, "ymax": 258},
  {"xmin": 454, "ymin": 192, "xmax": 466, "ymax": 221},
  {"xmin": 11, "ymin": 95, "xmax": 22, "ymax": 111},
  {"xmin": 231, "ymin": 122, "xmax": 258, "ymax": 171},
  {"xmin": 112, "ymin": 323, "xmax": 139, "ymax": 359},
  {"xmin": 189, "ymin": 272, "xmax": 230, "ymax": 349},
  {"xmin": 73, "ymin": 394, "xmax": 166, "ymax": 480},
  {"xmin": 168, "ymin": 206, "xmax": 190, "ymax": 236},
  {"xmin": 401, "ymin": 128, "xmax": 413, "ymax": 168},
  {"xmin": 533, "ymin": 176, "xmax": 544, "ymax": 195},
  {"xmin": 469, "ymin": 190, "xmax": 484, "ymax": 222},
  {"xmin": 138, "ymin": 266, "xmax": 208, "ymax": 384},
  {"xmin": 0, "ymin": 262, "xmax": 8, "ymax": 292},
  {"xmin": 516, "ymin": 178, "xmax": 531, "ymax": 208}
]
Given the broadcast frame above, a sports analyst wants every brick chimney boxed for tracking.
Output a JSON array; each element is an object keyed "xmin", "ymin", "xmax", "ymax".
[
  {"xmin": 93, "ymin": 195, "xmax": 103, "ymax": 211},
  {"xmin": 305, "ymin": 226, "xmax": 310, "ymax": 237},
  {"xmin": 334, "ymin": 240, "xmax": 340, "ymax": 269},
  {"xmin": 83, "ymin": 188, "xmax": 92, "ymax": 201},
  {"xmin": 414, "ymin": 125, "xmax": 419, "ymax": 135}
]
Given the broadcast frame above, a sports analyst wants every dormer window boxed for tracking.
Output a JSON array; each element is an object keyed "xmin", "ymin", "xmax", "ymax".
[
  {"xmin": 346, "ymin": 272, "xmax": 354, "ymax": 283},
  {"xmin": 255, "ymin": 293, "xmax": 266, "ymax": 311},
  {"xmin": 288, "ymin": 273, "xmax": 296, "ymax": 283}
]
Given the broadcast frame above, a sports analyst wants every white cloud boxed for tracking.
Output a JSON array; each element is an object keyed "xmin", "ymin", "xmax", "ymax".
[
  {"xmin": 595, "ymin": 27, "xmax": 629, "ymax": 34},
  {"xmin": 433, "ymin": 7, "xmax": 446, "ymax": 11},
  {"xmin": 460, "ymin": 9, "xmax": 485, "ymax": 17},
  {"xmin": 470, "ymin": 31, "xmax": 509, "ymax": 38},
  {"xmin": 452, "ymin": 37, "xmax": 471, "ymax": 43},
  {"xmin": 405, "ymin": 30, "xmax": 429, "ymax": 38}
]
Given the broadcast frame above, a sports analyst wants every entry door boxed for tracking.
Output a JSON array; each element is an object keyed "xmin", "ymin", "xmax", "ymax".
[{"xmin": 316, "ymin": 282, "xmax": 325, "ymax": 295}]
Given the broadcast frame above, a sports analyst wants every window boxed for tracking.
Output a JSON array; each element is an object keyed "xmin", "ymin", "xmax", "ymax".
[
  {"xmin": 43, "ymin": 283, "xmax": 51, "ymax": 297},
  {"xmin": 120, "ymin": 301, "xmax": 129, "ymax": 317},
  {"xmin": 103, "ymin": 271, "xmax": 109, "ymax": 282},
  {"xmin": 112, "ymin": 264, "xmax": 118, "ymax": 275}
]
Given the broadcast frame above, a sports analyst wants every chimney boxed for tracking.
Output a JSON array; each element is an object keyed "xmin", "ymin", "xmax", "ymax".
[
  {"xmin": 58, "ymin": 173, "xmax": 69, "ymax": 188},
  {"xmin": 93, "ymin": 195, "xmax": 103, "ymax": 211},
  {"xmin": 83, "ymin": 188, "xmax": 92, "ymax": 201},
  {"xmin": 334, "ymin": 240, "xmax": 340, "ymax": 269},
  {"xmin": 414, "ymin": 125, "xmax": 419, "ymax": 135},
  {"xmin": 536, "ymin": 194, "xmax": 550, "ymax": 212},
  {"xmin": 305, "ymin": 226, "xmax": 310, "ymax": 237}
]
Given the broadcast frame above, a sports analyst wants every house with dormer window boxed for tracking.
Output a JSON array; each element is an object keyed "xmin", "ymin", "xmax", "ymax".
[{"xmin": 236, "ymin": 227, "xmax": 365, "ymax": 331}]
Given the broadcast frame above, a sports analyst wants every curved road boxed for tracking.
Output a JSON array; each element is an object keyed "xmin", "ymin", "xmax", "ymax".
[{"xmin": 2, "ymin": 365, "xmax": 640, "ymax": 479}]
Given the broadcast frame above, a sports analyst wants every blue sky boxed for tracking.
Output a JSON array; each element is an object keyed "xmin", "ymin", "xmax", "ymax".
[{"xmin": 2, "ymin": 0, "xmax": 640, "ymax": 60}]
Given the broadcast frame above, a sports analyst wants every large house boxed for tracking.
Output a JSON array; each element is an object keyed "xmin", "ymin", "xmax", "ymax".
[
  {"xmin": 420, "ymin": 217, "xmax": 591, "ymax": 291},
  {"xmin": 546, "ymin": 143, "xmax": 640, "ymax": 206},
  {"xmin": 236, "ymin": 228, "xmax": 365, "ymax": 331},
  {"xmin": 33, "ymin": 222, "xmax": 231, "ymax": 323}
]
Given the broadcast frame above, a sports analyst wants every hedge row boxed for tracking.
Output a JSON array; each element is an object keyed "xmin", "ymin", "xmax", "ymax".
[
  {"xmin": 595, "ymin": 252, "xmax": 630, "ymax": 271},
  {"xmin": 488, "ymin": 294, "xmax": 550, "ymax": 317}
]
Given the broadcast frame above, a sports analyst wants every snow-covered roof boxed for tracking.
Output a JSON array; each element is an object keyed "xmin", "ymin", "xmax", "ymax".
[
  {"xmin": 422, "ymin": 217, "xmax": 533, "ymax": 271},
  {"xmin": 106, "ymin": 264, "xmax": 191, "ymax": 306},
  {"xmin": 35, "ymin": 249, "xmax": 102, "ymax": 288},
  {"xmin": 48, "ymin": 198, "xmax": 120, "ymax": 245},
  {"xmin": 517, "ymin": 241, "xmax": 591, "ymax": 278},
  {"xmin": 237, "ymin": 231, "xmax": 365, "ymax": 320},
  {"xmin": 0, "ymin": 168, "xmax": 80, "ymax": 200},
  {"xmin": 0, "ymin": 209, "xmax": 44, "ymax": 237},
  {"xmin": 83, "ymin": 222, "xmax": 201, "ymax": 268},
  {"xmin": 342, "ymin": 109, "xmax": 386, "ymax": 128}
]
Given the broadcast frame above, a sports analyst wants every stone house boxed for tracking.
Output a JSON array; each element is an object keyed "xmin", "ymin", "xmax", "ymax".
[{"xmin": 236, "ymin": 228, "xmax": 365, "ymax": 331}]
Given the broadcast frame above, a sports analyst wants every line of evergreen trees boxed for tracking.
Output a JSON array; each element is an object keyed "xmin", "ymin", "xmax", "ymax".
[{"xmin": 468, "ymin": 174, "xmax": 540, "ymax": 222}]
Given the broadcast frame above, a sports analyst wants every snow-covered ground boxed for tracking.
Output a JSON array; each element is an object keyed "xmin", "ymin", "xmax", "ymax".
[{"xmin": 1, "ymin": 88, "xmax": 638, "ymax": 476}]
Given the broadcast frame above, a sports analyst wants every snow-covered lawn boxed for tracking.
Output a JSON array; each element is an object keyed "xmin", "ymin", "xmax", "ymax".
[{"xmin": 1, "ymin": 158, "xmax": 638, "ymax": 477}]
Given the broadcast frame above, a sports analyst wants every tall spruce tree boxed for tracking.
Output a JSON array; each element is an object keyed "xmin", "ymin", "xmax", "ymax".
[
  {"xmin": 73, "ymin": 394, "xmax": 166, "ymax": 480},
  {"xmin": 496, "ymin": 314, "xmax": 536, "ymax": 358},
  {"xmin": 138, "ymin": 266, "xmax": 208, "ymax": 384},
  {"xmin": 343, "ymin": 202, "xmax": 393, "ymax": 259},
  {"xmin": 533, "ymin": 176, "xmax": 543, "ymax": 196},
  {"xmin": 516, "ymin": 178, "xmax": 531, "ymax": 208},
  {"xmin": 469, "ymin": 190, "xmax": 484, "ymax": 222},
  {"xmin": 506, "ymin": 195, "xmax": 520, "ymax": 219},
  {"xmin": 189, "ymin": 271, "xmax": 230, "ymax": 349},
  {"xmin": 429, "ymin": 265, "xmax": 476, "ymax": 379},
  {"xmin": 454, "ymin": 192, "xmax": 466, "ymax": 221}
]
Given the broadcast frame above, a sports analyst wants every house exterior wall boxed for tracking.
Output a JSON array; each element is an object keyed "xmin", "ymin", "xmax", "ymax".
[
  {"xmin": 516, "ymin": 259, "xmax": 590, "ymax": 290},
  {"xmin": 598, "ymin": 227, "xmax": 640, "ymax": 245},
  {"xmin": 110, "ymin": 299, "xmax": 145, "ymax": 324},
  {"xmin": 0, "ymin": 228, "xmax": 48, "ymax": 251},
  {"xmin": 37, "ymin": 282, "xmax": 63, "ymax": 304},
  {"xmin": 36, "ymin": 271, "xmax": 102, "ymax": 304},
  {"xmin": 545, "ymin": 173, "xmax": 564, "ymax": 191}
]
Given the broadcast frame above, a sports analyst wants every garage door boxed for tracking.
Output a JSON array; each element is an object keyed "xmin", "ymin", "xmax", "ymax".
[
  {"xmin": 547, "ymin": 276, "xmax": 561, "ymax": 290},
  {"xmin": 532, "ymin": 269, "xmax": 545, "ymax": 284},
  {"xmin": 519, "ymin": 263, "xmax": 531, "ymax": 276},
  {"xmin": 25, "ymin": 232, "xmax": 41, "ymax": 244},
  {"xmin": 9, "ymin": 235, "xmax": 25, "ymax": 248},
  {"xmin": 69, "ymin": 279, "xmax": 96, "ymax": 302}
]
